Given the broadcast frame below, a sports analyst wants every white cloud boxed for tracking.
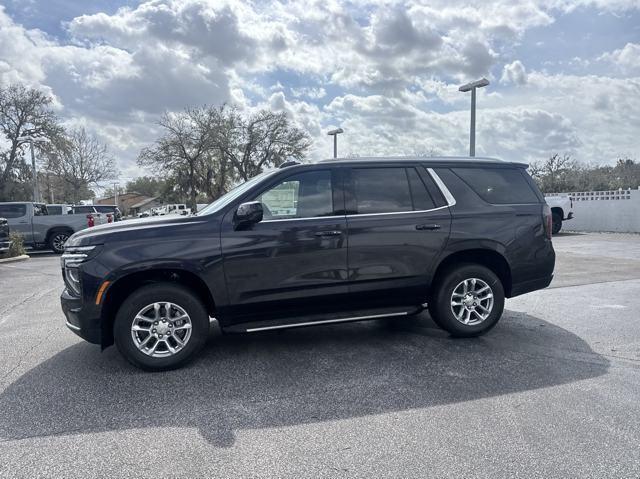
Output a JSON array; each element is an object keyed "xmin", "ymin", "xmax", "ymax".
[
  {"xmin": 599, "ymin": 43, "xmax": 640, "ymax": 74},
  {"xmin": 501, "ymin": 60, "xmax": 528, "ymax": 85}
]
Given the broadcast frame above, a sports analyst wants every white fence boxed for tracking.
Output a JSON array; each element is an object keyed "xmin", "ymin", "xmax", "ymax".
[{"xmin": 545, "ymin": 189, "xmax": 640, "ymax": 233}]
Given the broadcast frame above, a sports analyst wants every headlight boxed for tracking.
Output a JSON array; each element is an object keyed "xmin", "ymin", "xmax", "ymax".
[{"xmin": 61, "ymin": 245, "xmax": 99, "ymax": 295}]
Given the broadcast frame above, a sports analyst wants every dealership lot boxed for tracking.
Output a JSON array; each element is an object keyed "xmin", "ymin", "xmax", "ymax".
[{"xmin": 0, "ymin": 233, "xmax": 639, "ymax": 478}]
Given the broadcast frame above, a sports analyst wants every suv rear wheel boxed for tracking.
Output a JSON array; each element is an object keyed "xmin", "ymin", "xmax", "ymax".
[
  {"xmin": 114, "ymin": 283, "xmax": 210, "ymax": 371},
  {"xmin": 429, "ymin": 264, "xmax": 505, "ymax": 337}
]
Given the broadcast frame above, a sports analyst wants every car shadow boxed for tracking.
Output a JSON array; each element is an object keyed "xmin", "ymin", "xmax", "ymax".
[{"xmin": 0, "ymin": 311, "xmax": 608, "ymax": 447}]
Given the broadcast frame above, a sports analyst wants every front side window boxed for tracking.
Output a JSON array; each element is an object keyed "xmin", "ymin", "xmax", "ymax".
[
  {"xmin": 256, "ymin": 170, "xmax": 333, "ymax": 220},
  {"xmin": 0, "ymin": 204, "xmax": 27, "ymax": 218},
  {"xmin": 352, "ymin": 167, "xmax": 413, "ymax": 214}
]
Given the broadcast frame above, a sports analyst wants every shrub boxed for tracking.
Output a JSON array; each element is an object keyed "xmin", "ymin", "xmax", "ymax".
[{"xmin": 8, "ymin": 231, "xmax": 26, "ymax": 258}]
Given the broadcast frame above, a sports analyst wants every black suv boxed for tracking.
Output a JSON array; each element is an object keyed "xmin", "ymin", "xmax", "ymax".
[{"xmin": 61, "ymin": 157, "xmax": 555, "ymax": 370}]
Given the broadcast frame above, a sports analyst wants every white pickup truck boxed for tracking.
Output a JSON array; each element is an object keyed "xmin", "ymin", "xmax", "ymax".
[{"xmin": 545, "ymin": 195, "xmax": 574, "ymax": 234}]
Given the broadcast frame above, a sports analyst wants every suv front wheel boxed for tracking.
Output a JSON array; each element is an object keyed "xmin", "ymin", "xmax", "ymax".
[
  {"xmin": 429, "ymin": 264, "xmax": 505, "ymax": 337},
  {"xmin": 114, "ymin": 283, "xmax": 210, "ymax": 371}
]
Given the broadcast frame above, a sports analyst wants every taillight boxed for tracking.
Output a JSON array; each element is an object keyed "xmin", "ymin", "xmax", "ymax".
[
  {"xmin": 107, "ymin": 213, "xmax": 113, "ymax": 223},
  {"xmin": 87, "ymin": 214, "xmax": 95, "ymax": 227},
  {"xmin": 543, "ymin": 204, "xmax": 552, "ymax": 240}
]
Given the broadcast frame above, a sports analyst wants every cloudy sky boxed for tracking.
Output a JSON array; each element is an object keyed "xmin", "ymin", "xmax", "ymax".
[{"xmin": 1, "ymin": 0, "xmax": 639, "ymax": 184}]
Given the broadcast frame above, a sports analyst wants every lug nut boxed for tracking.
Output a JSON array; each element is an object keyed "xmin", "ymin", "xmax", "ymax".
[
  {"xmin": 152, "ymin": 329, "xmax": 157, "ymax": 333},
  {"xmin": 158, "ymin": 334, "xmax": 163, "ymax": 338},
  {"xmin": 154, "ymin": 321, "xmax": 158, "ymax": 325}
]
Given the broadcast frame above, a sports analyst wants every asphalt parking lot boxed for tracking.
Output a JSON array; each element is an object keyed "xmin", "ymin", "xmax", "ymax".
[{"xmin": 1, "ymin": 233, "xmax": 639, "ymax": 478}]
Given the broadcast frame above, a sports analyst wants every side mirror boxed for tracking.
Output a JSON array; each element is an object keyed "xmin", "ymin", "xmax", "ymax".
[{"xmin": 234, "ymin": 201, "xmax": 263, "ymax": 229}]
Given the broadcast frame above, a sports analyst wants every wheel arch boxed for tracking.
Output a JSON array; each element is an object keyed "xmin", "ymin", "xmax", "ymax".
[
  {"xmin": 45, "ymin": 226, "xmax": 74, "ymax": 242},
  {"xmin": 100, "ymin": 267, "xmax": 216, "ymax": 348},
  {"xmin": 431, "ymin": 248, "xmax": 513, "ymax": 298},
  {"xmin": 551, "ymin": 206, "xmax": 564, "ymax": 219}
]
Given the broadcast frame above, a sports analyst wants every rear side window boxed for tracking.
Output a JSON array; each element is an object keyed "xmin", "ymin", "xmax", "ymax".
[
  {"xmin": 452, "ymin": 167, "xmax": 539, "ymax": 204},
  {"xmin": 0, "ymin": 204, "xmax": 27, "ymax": 218},
  {"xmin": 352, "ymin": 168, "xmax": 412, "ymax": 214}
]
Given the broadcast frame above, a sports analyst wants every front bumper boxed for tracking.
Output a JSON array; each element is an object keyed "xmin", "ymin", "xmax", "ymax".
[
  {"xmin": 0, "ymin": 239, "xmax": 10, "ymax": 253},
  {"xmin": 61, "ymin": 288, "xmax": 101, "ymax": 344}
]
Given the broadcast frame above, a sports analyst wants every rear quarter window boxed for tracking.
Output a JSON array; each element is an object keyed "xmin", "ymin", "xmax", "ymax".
[{"xmin": 451, "ymin": 167, "xmax": 539, "ymax": 204}]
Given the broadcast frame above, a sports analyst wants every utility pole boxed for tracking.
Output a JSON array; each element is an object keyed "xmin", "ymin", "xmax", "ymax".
[
  {"xmin": 114, "ymin": 182, "xmax": 119, "ymax": 207},
  {"xmin": 28, "ymin": 140, "xmax": 40, "ymax": 202}
]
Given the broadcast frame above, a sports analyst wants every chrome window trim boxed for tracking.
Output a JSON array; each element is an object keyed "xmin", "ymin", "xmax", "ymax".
[
  {"xmin": 259, "ymin": 205, "xmax": 451, "ymax": 223},
  {"xmin": 261, "ymin": 215, "xmax": 345, "ymax": 223},
  {"xmin": 346, "ymin": 205, "xmax": 449, "ymax": 218},
  {"xmin": 427, "ymin": 168, "xmax": 457, "ymax": 207}
]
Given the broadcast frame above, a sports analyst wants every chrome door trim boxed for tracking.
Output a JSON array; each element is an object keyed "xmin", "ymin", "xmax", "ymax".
[{"xmin": 426, "ymin": 168, "xmax": 457, "ymax": 207}]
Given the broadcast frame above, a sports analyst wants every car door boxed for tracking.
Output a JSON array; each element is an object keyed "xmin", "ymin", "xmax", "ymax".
[
  {"xmin": 220, "ymin": 167, "xmax": 348, "ymax": 324},
  {"xmin": 344, "ymin": 165, "xmax": 451, "ymax": 308}
]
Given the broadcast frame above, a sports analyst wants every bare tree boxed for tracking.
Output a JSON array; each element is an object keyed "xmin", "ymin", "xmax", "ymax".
[
  {"xmin": 211, "ymin": 107, "xmax": 311, "ymax": 181},
  {"xmin": 43, "ymin": 128, "xmax": 117, "ymax": 203},
  {"xmin": 0, "ymin": 84, "xmax": 63, "ymax": 200},
  {"xmin": 138, "ymin": 109, "xmax": 211, "ymax": 211}
]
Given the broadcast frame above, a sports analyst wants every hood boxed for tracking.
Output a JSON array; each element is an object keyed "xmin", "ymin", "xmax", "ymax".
[{"xmin": 66, "ymin": 214, "xmax": 206, "ymax": 247}]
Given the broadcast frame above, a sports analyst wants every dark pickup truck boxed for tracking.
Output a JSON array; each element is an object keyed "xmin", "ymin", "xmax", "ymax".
[{"xmin": 61, "ymin": 156, "xmax": 555, "ymax": 371}]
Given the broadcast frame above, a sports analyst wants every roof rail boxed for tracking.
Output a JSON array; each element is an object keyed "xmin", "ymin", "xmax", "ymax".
[{"xmin": 279, "ymin": 160, "xmax": 300, "ymax": 168}]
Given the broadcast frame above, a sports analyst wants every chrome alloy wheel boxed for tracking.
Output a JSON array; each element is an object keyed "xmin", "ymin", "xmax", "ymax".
[
  {"xmin": 131, "ymin": 302, "xmax": 193, "ymax": 357},
  {"xmin": 450, "ymin": 278, "xmax": 494, "ymax": 326}
]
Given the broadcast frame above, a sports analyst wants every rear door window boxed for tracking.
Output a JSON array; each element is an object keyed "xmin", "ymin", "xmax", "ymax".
[
  {"xmin": 0, "ymin": 204, "xmax": 27, "ymax": 218},
  {"xmin": 352, "ymin": 168, "xmax": 413, "ymax": 214},
  {"xmin": 452, "ymin": 167, "xmax": 539, "ymax": 204}
]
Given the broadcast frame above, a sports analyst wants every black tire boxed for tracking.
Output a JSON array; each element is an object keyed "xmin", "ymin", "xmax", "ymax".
[
  {"xmin": 48, "ymin": 229, "xmax": 72, "ymax": 254},
  {"xmin": 114, "ymin": 283, "xmax": 209, "ymax": 371},
  {"xmin": 552, "ymin": 211, "xmax": 562, "ymax": 235},
  {"xmin": 429, "ymin": 263, "xmax": 505, "ymax": 337}
]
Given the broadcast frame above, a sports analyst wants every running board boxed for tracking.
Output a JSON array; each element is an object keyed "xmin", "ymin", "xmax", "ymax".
[
  {"xmin": 246, "ymin": 311, "xmax": 409, "ymax": 332},
  {"xmin": 223, "ymin": 306, "xmax": 422, "ymax": 333}
]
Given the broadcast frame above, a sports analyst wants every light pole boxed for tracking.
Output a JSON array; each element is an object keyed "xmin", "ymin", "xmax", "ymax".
[
  {"xmin": 458, "ymin": 78, "xmax": 489, "ymax": 157},
  {"xmin": 327, "ymin": 128, "xmax": 344, "ymax": 158}
]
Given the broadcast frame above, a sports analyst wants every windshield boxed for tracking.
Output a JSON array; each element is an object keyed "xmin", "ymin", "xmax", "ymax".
[{"xmin": 197, "ymin": 170, "xmax": 276, "ymax": 216}]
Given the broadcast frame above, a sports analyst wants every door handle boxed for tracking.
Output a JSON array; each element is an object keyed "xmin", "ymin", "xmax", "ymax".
[
  {"xmin": 314, "ymin": 230, "xmax": 342, "ymax": 237},
  {"xmin": 416, "ymin": 224, "xmax": 441, "ymax": 231}
]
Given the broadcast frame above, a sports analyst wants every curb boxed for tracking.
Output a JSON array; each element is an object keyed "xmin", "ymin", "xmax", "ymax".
[{"xmin": 0, "ymin": 254, "xmax": 30, "ymax": 264}]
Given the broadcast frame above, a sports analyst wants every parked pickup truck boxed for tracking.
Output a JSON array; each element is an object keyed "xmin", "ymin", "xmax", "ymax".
[
  {"xmin": 0, "ymin": 202, "xmax": 100, "ymax": 254},
  {"xmin": 0, "ymin": 217, "xmax": 9, "ymax": 254},
  {"xmin": 545, "ymin": 195, "xmax": 574, "ymax": 234}
]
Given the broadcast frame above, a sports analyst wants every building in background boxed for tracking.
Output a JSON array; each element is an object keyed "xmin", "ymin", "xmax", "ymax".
[
  {"xmin": 96, "ymin": 192, "xmax": 155, "ymax": 216},
  {"xmin": 128, "ymin": 197, "xmax": 162, "ymax": 217}
]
